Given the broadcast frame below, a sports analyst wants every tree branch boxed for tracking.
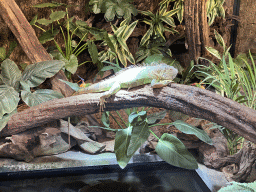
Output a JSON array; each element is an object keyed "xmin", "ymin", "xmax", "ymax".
[{"xmin": 0, "ymin": 84, "xmax": 256, "ymax": 144}]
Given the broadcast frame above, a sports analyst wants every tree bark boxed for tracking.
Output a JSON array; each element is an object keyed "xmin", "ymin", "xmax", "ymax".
[
  {"xmin": 0, "ymin": 0, "xmax": 73, "ymax": 96},
  {"xmin": 0, "ymin": 84, "xmax": 256, "ymax": 144},
  {"xmin": 184, "ymin": 0, "xmax": 210, "ymax": 64}
]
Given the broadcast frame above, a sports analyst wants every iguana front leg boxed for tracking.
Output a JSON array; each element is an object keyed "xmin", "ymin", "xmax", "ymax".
[
  {"xmin": 151, "ymin": 79, "xmax": 174, "ymax": 88},
  {"xmin": 99, "ymin": 82, "xmax": 121, "ymax": 111}
]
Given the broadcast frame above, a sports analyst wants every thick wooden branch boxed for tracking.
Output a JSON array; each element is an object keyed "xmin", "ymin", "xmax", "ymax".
[
  {"xmin": 0, "ymin": 84, "xmax": 256, "ymax": 144},
  {"xmin": 184, "ymin": 0, "xmax": 210, "ymax": 64},
  {"xmin": 0, "ymin": 0, "xmax": 73, "ymax": 96}
]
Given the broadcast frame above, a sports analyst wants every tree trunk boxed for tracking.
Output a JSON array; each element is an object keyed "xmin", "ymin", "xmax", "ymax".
[
  {"xmin": 184, "ymin": 0, "xmax": 210, "ymax": 64},
  {"xmin": 0, "ymin": 0, "xmax": 73, "ymax": 96},
  {"xmin": 1, "ymin": 84, "xmax": 256, "ymax": 145}
]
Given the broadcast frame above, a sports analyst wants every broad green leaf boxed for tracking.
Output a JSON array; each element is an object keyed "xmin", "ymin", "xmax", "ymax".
[
  {"xmin": 88, "ymin": 41, "xmax": 99, "ymax": 64},
  {"xmin": 115, "ymin": 6, "xmax": 124, "ymax": 17},
  {"xmin": 21, "ymin": 60, "xmax": 65, "ymax": 88},
  {"xmin": 105, "ymin": 6, "xmax": 115, "ymax": 21},
  {"xmin": 50, "ymin": 11, "xmax": 66, "ymax": 22},
  {"xmin": 33, "ymin": 2, "xmax": 66, "ymax": 8},
  {"xmin": 114, "ymin": 126, "xmax": 132, "ymax": 168},
  {"xmin": 155, "ymin": 133, "xmax": 198, "ymax": 169},
  {"xmin": 0, "ymin": 109, "xmax": 17, "ymax": 132},
  {"xmin": 147, "ymin": 110, "xmax": 166, "ymax": 124},
  {"xmin": 0, "ymin": 85, "xmax": 19, "ymax": 119},
  {"xmin": 39, "ymin": 28, "xmax": 60, "ymax": 44},
  {"xmin": 37, "ymin": 18, "xmax": 53, "ymax": 26},
  {"xmin": 20, "ymin": 80, "xmax": 30, "ymax": 92},
  {"xmin": 128, "ymin": 111, "xmax": 147, "ymax": 124},
  {"xmin": 127, "ymin": 121, "xmax": 150, "ymax": 156},
  {"xmin": 205, "ymin": 47, "xmax": 221, "ymax": 59},
  {"xmin": 0, "ymin": 47, "xmax": 6, "ymax": 60},
  {"xmin": 144, "ymin": 54, "xmax": 164, "ymax": 64},
  {"xmin": 172, "ymin": 120, "xmax": 213, "ymax": 145},
  {"xmin": 21, "ymin": 89, "xmax": 63, "ymax": 107},
  {"xmin": 65, "ymin": 54, "xmax": 78, "ymax": 74},
  {"xmin": 59, "ymin": 79, "xmax": 80, "ymax": 91},
  {"xmin": 1, "ymin": 59, "xmax": 21, "ymax": 89}
]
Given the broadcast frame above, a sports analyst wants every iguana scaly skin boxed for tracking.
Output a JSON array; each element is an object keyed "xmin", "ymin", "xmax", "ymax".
[{"xmin": 75, "ymin": 63, "xmax": 178, "ymax": 111}]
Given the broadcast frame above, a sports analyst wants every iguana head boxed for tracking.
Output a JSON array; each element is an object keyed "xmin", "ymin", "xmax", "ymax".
[{"xmin": 159, "ymin": 65, "xmax": 178, "ymax": 80}]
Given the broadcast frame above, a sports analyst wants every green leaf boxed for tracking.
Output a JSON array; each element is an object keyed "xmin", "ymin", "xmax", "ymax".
[
  {"xmin": 30, "ymin": 14, "xmax": 38, "ymax": 25},
  {"xmin": 205, "ymin": 47, "xmax": 221, "ymax": 59},
  {"xmin": 65, "ymin": 54, "xmax": 78, "ymax": 74},
  {"xmin": 88, "ymin": 40, "xmax": 99, "ymax": 64},
  {"xmin": 122, "ymin": 20, "xmax": 138, "ymax": 41},
  {"xmin": 21, "ymin": 89, "xmax": 63, "ymax": 107},
  {"xmin": 21, "ymin": 60, "xmax": 65, "ymax": 88},
  {"xmin": 0, "ymin": 109, "xmax": 16, "ymax": 132},
  {"xmin": 0, "ymin": 85, "xmax": 19, "ymax": 119},
  {"xmin": 1, "ymin": 59, "xmax": 22, "ymax": 89},
  {"xmin": 128, "ymin": 111, "xmax": 147, "ymax": 124},
  {"xmin": 147, "ymin": 110, "xmax": 166, "ymax": 124},
  {"xmin": 50, "ymin": 11, "xmax": 66, "ymax": 22},
  {"xmin": 101, "ymin": 111, "xmax": 110, "ymax": 128},
  {"xmin": 155, "ymin": 133, "xmax": 198, "ymax": 169},
  {"xmin": 0, "ymin": 47, "xmax": 6, "ymax": 60},
  {"xmin": 144, "ymin": 54, "xmax": 164, "ymax": 64},
  {"xmin": 6, "ymin": 41, "xmax": 17, "ymax": 58},
  {"xmin": 114, "ymin": 126, "xmax": 132, "ymax": 168},
  {"xmin": 125, "ymin": 50, "xmax": 135, "ymax": 64},
  {"xmin": 115, "ymin": 6, "xmax": 124, "ymax": 17},
  {"xmin": 33, "ymin": 2, "xmax": 66, "ymax": 8},
  {"xmin": 172, "ymin": 120, "xmax": 213, "ymax": 145},
  {"xmin": 103, "ymin": 31, "xmax": 116, "ymax": 53},
  {"xmin": 39, "ymin": 28, "xmax": 60, "ymax": 44},
  {"xmin": 59, "ymin": 79, "xmax": 80, "ymax": 91},
  {"xmin": 127, "ymin": 121, "xmax": 150, "ymax": 156},
  {"xmin": 105, "ymin": 6, "xmax": 115, "ymax": 21},
  {"xmin": 140, "ymin": 27, "xmax": 153, "ymax": 46},
  {"xmin": 37, "ymin": 18, "xmax": 53, "ymax": 26},
  {"xmin": 214, "ymin": 30, "xmax": 226, "ymax": 50}
]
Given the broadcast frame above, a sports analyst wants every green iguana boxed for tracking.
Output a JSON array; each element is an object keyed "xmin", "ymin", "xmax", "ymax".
[{"xmin": 74, "ymin": 63, "xmax": 178, "ymax": 111}]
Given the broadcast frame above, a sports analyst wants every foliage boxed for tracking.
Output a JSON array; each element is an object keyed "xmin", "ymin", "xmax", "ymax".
[
  {"xmin": 99, "ymin": 19, "xmax": 137, "ymax": 67},
  {"xmin": 0, "ymin": 59, "xmax": 64, "ymax": 132},
  {"xmin": 195, "ymin": 31, "xmax": 256, "ymax": 154},
  {"xmin": 31, "ymin": 2, "xmax": 114, "ymax": 78},
  {"xmin": 89, "ymin": 0, "xmax": 137, "ymax": 22},
  {"xmin": 218, "ymin": 181, "xmax": 256, "ymax": 192},
  {"xmin": 98, "ymin": 109, "xmax": 212, "ymax": 169},
  {"xmin": 207, "ymin": 0, "xmax": 225, "ymax": 26},
  {"xmin": 159, "ymin": 0, "xmax": 225, "ymax": 26},
  {"xmin": 0, "ymin": 41, "xmax": 17, "ymax": 62},
  {"xmin": 139, "ymin": 6, "xmax": 179, "ymax": 46}
]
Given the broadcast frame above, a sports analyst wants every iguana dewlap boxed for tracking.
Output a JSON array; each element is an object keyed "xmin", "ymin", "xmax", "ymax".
[{"xmin": 75, "ymin": 63, "xmax": 178, "ymax": 111}]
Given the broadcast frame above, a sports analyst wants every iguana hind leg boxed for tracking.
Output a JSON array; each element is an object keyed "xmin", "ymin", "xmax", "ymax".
[{"xmin": 99, "ymin": 82, "xmax": 121, "ymax": 112}]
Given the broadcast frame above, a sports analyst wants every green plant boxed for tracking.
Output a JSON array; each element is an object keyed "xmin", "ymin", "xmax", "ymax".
[
  {"xmin": 31, "ymin": 2, "xmax": 111, "ymax": 78},
  {"xmin": 0, "ymin": 59, "xmax": 64, "ymax": 131},
  {"xmin": 159, "ymin": 0, "xmax": 225, "ymax": 26},
  {"xmin": 0, "ymin": 41, "xmax": 17, "ymax": 62},
  {"xmin": 96, "ymin": 109, "xmax": 212, "ymax": 169},
  {"xmin": 207, "ymin": 0, "xmax": 225, "ymax": 26},
  {"xmin": 140, "ymin": 6, "xmax": 179, "ymax": 46},
  {"xmin": 99, "ymin": 19, "xmax": 137, "ymax": 67},
  {"xmin": 89, "ymin": 0, "xmax": 137, "ymax": 22}
]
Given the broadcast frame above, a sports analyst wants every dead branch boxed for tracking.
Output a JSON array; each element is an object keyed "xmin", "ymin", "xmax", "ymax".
[{"xmin": 0, "ymin": 84, "xmax": 256, "ymax": 144}]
